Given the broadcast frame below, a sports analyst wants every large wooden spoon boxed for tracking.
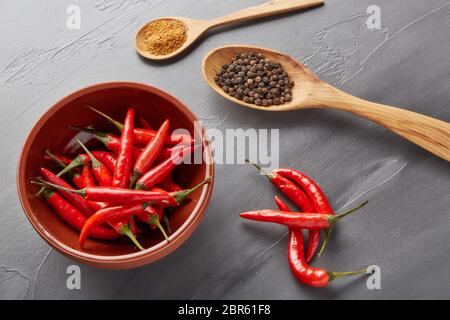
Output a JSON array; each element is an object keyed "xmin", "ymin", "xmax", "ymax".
[
  {"xmin": 203, "ymin": 45, "xmax": 450, "ymax": 162},
  {"xmin": 135, "ymin": 0, "xmax": 324, "ymax": 61}
]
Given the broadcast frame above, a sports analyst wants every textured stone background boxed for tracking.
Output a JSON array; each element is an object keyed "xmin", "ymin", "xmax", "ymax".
[{"xmin": 0, "ymin": 0, "xmax": 449, "ymax": 299}]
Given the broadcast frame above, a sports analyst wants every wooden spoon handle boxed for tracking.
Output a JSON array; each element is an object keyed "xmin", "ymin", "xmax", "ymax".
[
  {"xmin": 315, "ymin": 86, "xmax": 450, "ymax": 162},
  {"xmin": 207, "ymin": 0, "xmax": 324, "ymax": 28}
]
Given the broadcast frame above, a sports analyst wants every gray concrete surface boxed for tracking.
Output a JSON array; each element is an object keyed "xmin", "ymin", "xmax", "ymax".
[{"xmin": 1, "ymin": 0, "xmax": 449, "ymax": 300}]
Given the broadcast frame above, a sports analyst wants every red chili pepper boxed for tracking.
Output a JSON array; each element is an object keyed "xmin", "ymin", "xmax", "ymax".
[
  {"xmin": 274, "ymin": 169, "xmax": 333, "ymax": 214},
  {"xmin": 78, "ymin": 178, "xmax": 210, "ymax": 247},
  {"xmin": 41, "ymin": 188, "xmax": 119, "ymax": 240},
  {"xmin": 240, "ymin": 201, "xmax": 368, "ymax": 229},
  {"xmin": 246, "ymin": 160, "xmax": 320, "ymax": 263},
  {"xmin": 90, "ymin": 151, "xmax": 116, "ymax": 172},
  {"xmin": 112, "ymin": 108, "xmax": 134, "ymax": 188},
  {"xmin": 87, "ymin": 106, "xmax": 191, "ymax": 146},
  {"xmin": 40, "ymin": 168, "xmax": 93, "ymax": 216},
  {"xmin": 288, "ymin": 227, "xmax": 367, "ymax": 287},
  {"xmin": 274, "ymin": 168, "xmax": 334, "ymax": 258},
  {"xmin": 130, "ymin": 119, "xmax": 170, "ymax": 188},
  {"xmin": 77, "ymin": 139, "xmax": 113, "ymax": 187},
  {"xmin": 274, "ymin": 196, "xmax": 291, "ymax": 212},
  {"xmin": 68, "ymin": 126, "xmax": 143, "ymax": 162},
  {"xmin": 158, "ymin": 174, "xmax": 183, "ymax": 192},
  {"xmin": 137, "ymin": 206, "xmax": 169, "ymax": 240},
  {"xmin": 136, "ymin": 146, "xmax": 193, "ymax": 190},
  {"xmin": 36, "ymin": 180, "xmax": 177, "ymax": 206},
  {"xmin": 43, "ymin": 150, "xmax": 85, "ymax": 190}
]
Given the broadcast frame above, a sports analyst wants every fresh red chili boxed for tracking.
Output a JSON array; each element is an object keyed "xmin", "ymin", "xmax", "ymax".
[
  {"xmin": 130, "ymin": 119, "xmax": 170, "ymax": 188},
  {"xmin": 56, "ymin": 153, "xmax": 90, "ymax": 177},
  {"xmin": 274, "ymin": 169, "xmax": 333, "ymax": 214},
  {"xmin": 240, "ymin": 201, "xmax": 368, "ymax": 229},
  {"xmin": 40, "ymin": 168, "xmax": 93, "ymax": 216},
  {"xmin": 40, "ymin": 188, "xmax": 119, "ymax": 240},
  {"xmin": 78, "ymin": 178, "xmax": 210, "ymax": 247},
  {"xmin": 246, "ymin": 160, "xmax": 320, "ymax": 263},
  {"xmin": 136, "ymin": 146, "xmax": 193, "ymax": 190},
  {"xmin": 274, "ymin": 196, "xmax": 291, "ymax": 212},
  {"xmin": 138, "ymin": 206, "xmax": 169, "ymax": 240},
  {"xmin": 112, "ymin": 108, "xmax": 134, "ymax": 188},
  {"xmin": 77, "ymin": 139, "xmax": 113, "ymax": 187},
  {"xmin": 87, "ymin": 106, "xmax": 191, "ymax": 146},
  {"xmin": 288, "ymin": 228, "xmax": 367, "ymax": 287},
  {"xmin": 90, "ymin": 151, "xmax": 116, "ymax": 172},
  {"xmin": 274, "ymin": 169, "xmax": 334, "ymax": 261},
  {"xmin": 44, "ymin": 150, "xmax": 85, "ymax": 190}
]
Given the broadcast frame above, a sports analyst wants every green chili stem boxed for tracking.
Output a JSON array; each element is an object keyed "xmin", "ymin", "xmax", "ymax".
[
  {"xmin": 86, "ymin": 106, "xmax": 124, "ymax": 131},
  {"xmin": 76, "ymin": 139, "xmax": 102, "ymax": 168},
  {"xmin": 327, "ymin": 200, "xmax": 369, "ymax": 226},
  {"xmin": 120, "ymin": 222, "xmax": 145, "ymax": 251},
  {"xmin": 245, "ymin": 159, "xmax": 273, "ymax": 181},
  {"xmin": 172, "ymin": 177, "xmax": 211, "ymax": 204},
  {"xmin": 32, "ymin": 180, "xmax": 85, "ymax": 196},
  {"xmin": 328, "ymin": 268, "xmax": 368, "ymax": 281},
  {"xmin": 148, "ymin": 214, "xmax": 169, "ymax": 241}
]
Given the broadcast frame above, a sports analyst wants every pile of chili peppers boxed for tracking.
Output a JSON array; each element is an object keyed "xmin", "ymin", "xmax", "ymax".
[
  {"xmin": 240, "ymin": 160, "xmax": 369, "ymax": 288},
  {"xmin": 32, "ymin": 106, "xmax": 210, "ymax": 251}
]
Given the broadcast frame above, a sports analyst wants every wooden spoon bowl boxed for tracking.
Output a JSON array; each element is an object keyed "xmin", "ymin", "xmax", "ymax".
[{"xmin": 203, "ymin": 45, "xmax": 450, "ymax": 162}]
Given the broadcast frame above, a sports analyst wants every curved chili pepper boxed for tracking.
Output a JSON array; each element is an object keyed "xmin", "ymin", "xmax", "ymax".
[
  {"xmin": 130, "ymin": 119, "xmax": 170, "ymax": 188},
  {"xmin": 87, "ymin": 106, "xmax": 191, "ymax": 146},
  {"xmin": 240, "ymin": 201, "xmax": 368, "ymax": 229},
  {"xmin": 136, "ymin": 146, "xmax": 193, "ymax": 190},
  {"xmin": 40, "ymin": 168, "xmax": 93, "ymax": 216},
  {"xmin": 78, "ymin": 178, "xmax": 210, "ymax": 247},
  {"xmin": 274, "ymin": 168, "xmax": 334, "ymax": 261},
  {"xmin": 41, "ymin": 188, "xmax": 119, "ymax": 240},
  {"xmin": 112, "ymin": 108, "xmax": 134, "ymax": 188},
  {"xmin": 246, "ymin": 160, "xmax": 320, "ymax": 263},
  {"xmin": 139, "ymin": 206, "xmax": 169, "ymax": 240},
  {"xmin": 288, "ymin": 228, "xmax": 367, "ymax": 287},
  {"xmin": 68, "ymin": 126, "xmax": 143, "ymax": 162},
  {"xmin": 77, "ymin": 139, "xmax": 113, "ymax": 187}
]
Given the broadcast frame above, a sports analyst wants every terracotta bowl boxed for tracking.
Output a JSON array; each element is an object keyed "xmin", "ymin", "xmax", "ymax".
[{"xmin": 17, "ymin": 82, "xmax": 214, "ymax": 269}]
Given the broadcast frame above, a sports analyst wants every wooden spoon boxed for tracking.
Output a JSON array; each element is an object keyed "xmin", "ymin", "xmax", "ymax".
[
  {"xmin": 203, "ymin": 45, "xmax": 450, "ymax": 162},
  {"xmin": 135, "ymin": 0, "xmax": 324, "ymax": 61}
]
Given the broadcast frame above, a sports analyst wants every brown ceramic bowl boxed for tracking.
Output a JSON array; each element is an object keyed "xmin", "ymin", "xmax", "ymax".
[{"xmin": 17, "ymin": 82, "xmax": 214, "ymax": 269}]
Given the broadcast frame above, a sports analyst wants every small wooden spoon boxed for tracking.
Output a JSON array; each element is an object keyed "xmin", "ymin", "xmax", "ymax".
[
  {"xmin": 203, "ymin": 45, "xmax": 450, "ymax": 162},
  {"xmin": 135, "ymin": 0, "xmax": 324, "ymax": 61}
]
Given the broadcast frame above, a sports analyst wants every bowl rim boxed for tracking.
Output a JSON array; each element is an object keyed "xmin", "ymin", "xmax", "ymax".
[{"xmin": 17, "ymin": 81, "xmax": 214, "ymax": 268}]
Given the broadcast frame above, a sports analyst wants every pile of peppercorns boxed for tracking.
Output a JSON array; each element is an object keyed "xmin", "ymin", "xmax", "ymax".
[{"xmin": 214, "ymin": 51, "xmax": 294, "ymax": 107}]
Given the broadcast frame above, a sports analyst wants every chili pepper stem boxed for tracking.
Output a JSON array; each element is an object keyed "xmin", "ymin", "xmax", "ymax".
[
  {"xmin": 317, "ymin": 228, "xmax": 333, "ymax": 258},
  {"xmin": 86, "ymin": 106, "xmax": 124, "ymax": 131},
  {"xmin": 148, "ymin": 214, "xmax": 169, "ymax": 241},
  {"xmin": 129, "ymin": 171, "xmax": 141, "ymax": 189},
  {"xmin": 244, "ymin": 159, "xmax": 273, "ymax": 181},
  {"xmin": 32, "ymin": 180, "xmax": 86, "ymax": 196},
  {"xmin": 119, "ymin": 222, "xmax": 145, "ymax": 251},
  {"xmin": 327, "ymin": 200, "xmax": 369, "ymax": 226},
  {"xmin": 328, "ymin": 268, "xmax": 368, "ymax": 282},
  {"xmin": 45, "ymin": 150, "xmax": 66, "ymax": 168},
  {"xmin": 172, "ymin": 177, "xmax": 211, "ymax": 204},
  {"xmin": 76, "ymin": 139, "xmax": 102, "ymax": 168},
  {"xmin": 163, "ymin": 213, "xmax": 172, "ymax": 235}
]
